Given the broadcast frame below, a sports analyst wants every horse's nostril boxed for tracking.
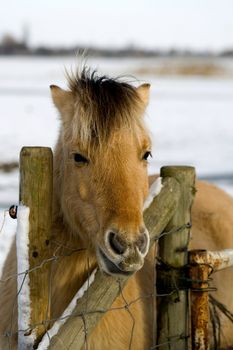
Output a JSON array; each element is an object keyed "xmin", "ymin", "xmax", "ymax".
[
  {"xmin": 108, "ymin": 232, "xmax": 127, "ymax": 255},
  {"xmin": 137, "ymin": 233, "xmax": 148, "ymax": 254}
]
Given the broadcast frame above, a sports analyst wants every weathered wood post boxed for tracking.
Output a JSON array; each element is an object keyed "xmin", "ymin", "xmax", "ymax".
[
  {"xmin": 18, "ymin": 147, "xmax": 53, "ymax": 348},
  {"xmin": 156, "ymin": 166, "xmax": 195, "ymax": 350}
]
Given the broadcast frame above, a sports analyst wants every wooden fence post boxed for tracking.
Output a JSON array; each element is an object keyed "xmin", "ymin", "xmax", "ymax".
[
  {"xmin": 156, "ymin": 166, "xmax": 195, "ymax": 350},
  {"xmin": 18, "ymin": 147, "xmax": 53, "ymax": 348}
]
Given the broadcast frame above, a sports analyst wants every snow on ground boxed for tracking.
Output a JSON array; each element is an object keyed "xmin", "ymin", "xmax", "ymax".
[
  {"xmin": 146, "ymin": 77, "xmax": 233, "ymax": 174},
  {"xmin": 0, "ymin": 56, "xmax": 232, "ymax": 206}
]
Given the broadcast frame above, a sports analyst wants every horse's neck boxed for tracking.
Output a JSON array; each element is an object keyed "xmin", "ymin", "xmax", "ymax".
[{"xmin": 50, "ymin": 212, "xmax": 97, "ymax": 319}]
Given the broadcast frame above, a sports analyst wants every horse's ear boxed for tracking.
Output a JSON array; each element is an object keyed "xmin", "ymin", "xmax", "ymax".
[
  {"xmin": 50, "ymin": 85, "xmax": 74, "ymax": 116},
  {"xmin": 136, "ymin": 83, "xmax": 150, "ymax": 106}
]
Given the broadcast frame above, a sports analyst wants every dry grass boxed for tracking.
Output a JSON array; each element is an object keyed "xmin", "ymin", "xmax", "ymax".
[{"xmin": 134, "ymin": 62, "xmax": 228, "ymax": 77}]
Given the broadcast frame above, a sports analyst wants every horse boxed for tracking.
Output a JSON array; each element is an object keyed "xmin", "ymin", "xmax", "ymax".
[{"xmin": 0, "ymin": 67, "xmax": 233, "ymax": 349}]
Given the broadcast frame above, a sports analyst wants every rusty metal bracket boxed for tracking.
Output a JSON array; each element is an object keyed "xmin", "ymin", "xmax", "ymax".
[{"xmin": 189, "ymin": 250, "xmax": 210, "ymax": 350}]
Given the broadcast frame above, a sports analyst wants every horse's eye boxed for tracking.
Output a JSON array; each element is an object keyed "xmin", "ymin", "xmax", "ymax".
[
  {"xmin": 74, "ymin": 153, "xmax": 89, "ymax": 164},
  {"xmin": 142, "ymin": 151, "xmax": 152, "ymax": 161}
]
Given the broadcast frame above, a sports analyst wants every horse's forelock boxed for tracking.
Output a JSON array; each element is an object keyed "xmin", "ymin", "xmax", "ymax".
[{"xmin": 66, "ymin": 67, "xmax": 146, "ymax": 151}]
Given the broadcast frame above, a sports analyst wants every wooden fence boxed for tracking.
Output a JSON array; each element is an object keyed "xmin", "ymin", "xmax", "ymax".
[{"xmin": 15, "ymin": 147, "xmax": 233, "ymax": 350}]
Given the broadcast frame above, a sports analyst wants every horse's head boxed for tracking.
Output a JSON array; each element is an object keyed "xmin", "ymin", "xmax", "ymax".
[{"xmin": 51, "ymin": 68, "xmax": 151, "ymax": 276}]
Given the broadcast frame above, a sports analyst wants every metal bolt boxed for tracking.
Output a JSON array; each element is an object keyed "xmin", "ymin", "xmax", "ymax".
[{"xmin": 9, "ymin": 205, "xmax": 18, "ymax": 219}]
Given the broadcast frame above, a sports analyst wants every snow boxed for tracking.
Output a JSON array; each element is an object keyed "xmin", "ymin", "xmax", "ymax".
[
  {"xmin": 37, "ymin": 268, "xmax": 97, "ymax": 350},
  {"xmin": 144, "ymin": 177, "xmax": 163, "ymax": 210},
  {"xmin": 0, "ymin": 56, "xmax": 233, "ymax": 208},
  {"xmin": 16, "ymin": 205, "xmax": 36, "ymax": 348},
  {"xmin": 0, "ymin": 209, "xmax": 16, "ymax": 278}
]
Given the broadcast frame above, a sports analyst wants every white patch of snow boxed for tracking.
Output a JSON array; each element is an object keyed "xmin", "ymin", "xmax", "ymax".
[
  {"xmin": 1, "ymin": 58, "xmax": 233, "ymax": 202},
  {"xmin": 16, "ymin": 205, "xmax": 36, "ymax": 348},
  {"xmin": 143, "ymin": 177, "xmax": 163, "ymax": 210},
  {"xmin": 38, "ymin": 268, "xmax": 97, "ymax": 349},
  {"xmin": 0, "ymin": 209, "xmax": 16, "ymax": 278}
]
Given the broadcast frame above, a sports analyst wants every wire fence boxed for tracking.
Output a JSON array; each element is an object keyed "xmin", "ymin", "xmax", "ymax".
[
  {"xmin": 0, "ymin": 206, "xmax": 233, "ymax": 350},
  {"xmin": 0, "ymin": 208, "xmax": 189, "ymax": 350}
]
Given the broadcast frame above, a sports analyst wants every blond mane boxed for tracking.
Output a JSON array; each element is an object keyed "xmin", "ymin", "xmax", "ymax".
[{"xmin": 66, "ymin": 67, "xmax": 146, "ymax": 151}]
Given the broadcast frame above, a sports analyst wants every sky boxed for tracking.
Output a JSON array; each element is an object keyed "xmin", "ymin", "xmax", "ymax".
[{"xmin": 0, "ymin": 0, "xmax": 233, "ymax": 50}]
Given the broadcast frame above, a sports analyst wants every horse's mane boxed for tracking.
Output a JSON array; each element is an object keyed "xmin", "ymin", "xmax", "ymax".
[{"xmin": 66, "ymin": 67, "xmax": 145, "ymax": 151}]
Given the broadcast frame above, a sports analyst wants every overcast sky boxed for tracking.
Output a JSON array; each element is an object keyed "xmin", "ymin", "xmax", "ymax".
[{"xmin": 1, "ymin": 0, "xmax": 233, "ymax": 50}]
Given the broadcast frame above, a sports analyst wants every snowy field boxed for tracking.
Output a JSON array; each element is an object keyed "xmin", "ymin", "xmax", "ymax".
[{"xmin": 0, "ymin": 56, "xmax": 233, "ymax": 210}]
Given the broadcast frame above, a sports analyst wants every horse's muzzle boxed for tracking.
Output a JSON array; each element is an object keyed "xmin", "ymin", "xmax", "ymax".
[
  {"xmin": 98, "ymin": 248, "xmax": 135, "ymax": 276},
  {"xmin": 96, "ymin": 228, "xmax": 150, "ymax": 276}
]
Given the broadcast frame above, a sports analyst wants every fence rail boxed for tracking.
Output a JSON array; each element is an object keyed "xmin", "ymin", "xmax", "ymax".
[{"xmin": 1, "ymin": 146, "xmax": 233, "ymax": 349}]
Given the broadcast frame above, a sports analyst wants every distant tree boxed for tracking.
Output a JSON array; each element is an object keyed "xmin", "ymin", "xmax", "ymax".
[
  {"xmin": 1, "ymin": 33, "xmax": 19, "ymax": 47},
  {"xmin": 0, "ymin": 33, "xmax": 27, "ymax": 54}
]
